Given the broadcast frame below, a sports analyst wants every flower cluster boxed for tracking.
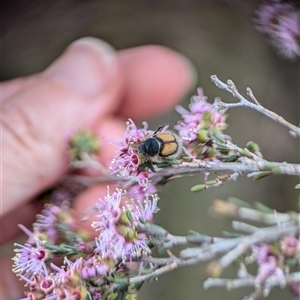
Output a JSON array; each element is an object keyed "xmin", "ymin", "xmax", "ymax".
[
  {"xmin": 175, "ymin": 88, "xmax": 227, "ymax": 160},
  {"xmin": 255, "ymin": 0, "xmax": 300, "ymax": 59},
  {"xmin": 252, "ymin": 244, "xmax": 285, "ymax": 286},
  {"xmin": 12, "ymin": 203, "xmax": 87, "ymax": 284},
  {"xmin": 92, "ymin": 188, "xmax": 158, "ymax": 259},
  {"xmin": 13, "ymin": 189, "xmax": 159, "ymax": 299},
  {"xmin": 110, "ymin": 119, "xmax": 152, "ymax": 178},
  {"xmin": 110, "ymin": 119, "xmax": 158, "ymax": 200},
  {"xmin": 247, "ymin": 236, "xmax": 300, "ymax": 296},
  {"xmin": 33, "ymin": 201, "xmax": 82, "ymax": 243},
  {"xmin": 109, "ymin": 89, "xmax": 229, "ymax": 198},
  {"xmin": 16, "ymin": 257, "xmax": 110, "ymax": 300},
  {"xmin": 108, "ymin": 89, "xmax": 230, "ymax": 201}
]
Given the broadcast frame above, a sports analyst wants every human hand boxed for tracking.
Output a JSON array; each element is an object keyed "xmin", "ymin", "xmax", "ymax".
[{"xmin": 1, "ymin": 37, "xmax": 196, "ymax": 299}]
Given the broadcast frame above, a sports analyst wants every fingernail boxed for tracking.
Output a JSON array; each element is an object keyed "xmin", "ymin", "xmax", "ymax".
[{"xmin": 45, "ymin": 37, "xmax": 118, "ymax": 96}]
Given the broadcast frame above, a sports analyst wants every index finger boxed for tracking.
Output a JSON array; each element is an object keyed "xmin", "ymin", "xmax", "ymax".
[{"xmin": 116, "ymin": 45, "xmax": 197, "ymax": 120}]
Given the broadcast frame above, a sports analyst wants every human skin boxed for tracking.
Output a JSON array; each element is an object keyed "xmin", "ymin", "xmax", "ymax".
[{"xmin": 1, "ymin": 37, "xmax": 196, "ymax": 299}]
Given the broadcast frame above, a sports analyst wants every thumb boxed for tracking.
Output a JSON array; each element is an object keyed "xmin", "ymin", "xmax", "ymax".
[{"xmin": 1, "ymin": 38, "xmax": 124, "ymax": 216}]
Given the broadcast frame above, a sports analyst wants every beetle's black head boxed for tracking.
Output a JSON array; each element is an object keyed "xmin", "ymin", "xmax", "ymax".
[{"xmin": 138, "ymin": 138, "xmax": 160, "ymax": 157}]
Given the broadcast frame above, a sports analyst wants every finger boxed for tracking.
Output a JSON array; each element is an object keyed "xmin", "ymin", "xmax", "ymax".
[
  {"xmin": 94, "ymin": 116, "xmax": 126, "ymax": 168},
  {"xmin": 71, "ymin": 115, "xmax": 126, "ymax": 230},
  {"xmin": 1, "ymin": 76, "xmax": 36, "ymax": 101},
  {"xmin": 1, "ymin": 38, "xmax": 124, "ymax": 216},
  {"xmin": 0, "ymin": 115, "xmax": 125, "ymax": 244},
  {"xmin": 2, "ymin": 45, "xmax": 197, "ymax": 119},
  {"xmin": 117, "ymin": 45, "xmax": 197, "ymax": 120}
]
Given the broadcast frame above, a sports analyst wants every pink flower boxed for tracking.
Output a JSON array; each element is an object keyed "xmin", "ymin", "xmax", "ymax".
[
  {"xmin": 81, "ymin": 256, "xmax": 109, "ymax": 279},
  {"xmin": 255, "ymin": 1, "xmax": 300, "ymax": 59},
  {"xmin": 13, "ymin": 238, "xmax": 51, "ymax": 282},
  {"xmin": 109, "ymin": 119, "xmax": 159, "ymax": 200},
  {"xmin": 110, "ymin": 119, "xmax": 153, "ymax": 178},
  {"xmin": 255, "ymin": 256, "xmax": 285, "ymax": 287},
  {"xmin": 175, "ymin": 88, "xmax": 227, "ymax": 161},
  {"xmin": 128, "ymin": 172, "xmax": 157, "ymax": 201},
  {"xmin": 252, "ymin": 244, "xmax": 285, "ymax": 287},
  {"xmin": 272, "ymin": 11, "xmax": 300, "ymax": 58},
  {"xmin": 175, "ymin": 88, "xmax": 227, "ymax": 145},
  {"xmin": 93, "ymin": 188, "xmax": 158, "ymax": 259},
  {"xmin": 255, "ymin": 2, "xmax": 294, "ymax": 34},
  {"xmin": 280, "ymin": 236, "xmax": 300, "ymax": 257},
  {"xmin": 91, "ymin": 188, "xmax": 124, "ymax": 232}
]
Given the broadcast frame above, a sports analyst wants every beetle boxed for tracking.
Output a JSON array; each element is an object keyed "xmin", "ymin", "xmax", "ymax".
[{"xmin": 138, "ymin": 126, "xmax": 183, "ymax": 163}]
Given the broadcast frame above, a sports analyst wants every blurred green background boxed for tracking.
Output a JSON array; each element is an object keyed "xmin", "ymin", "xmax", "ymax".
[{"xmin": 2, "ymin": 1, "xmax": 299, "ymax": 299}]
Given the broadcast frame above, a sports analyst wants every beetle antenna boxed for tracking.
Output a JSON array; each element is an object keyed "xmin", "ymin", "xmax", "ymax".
[
  {"xmin": 154, "ymin": 125, "xmax": 164, "ymax": 134},
  {"xmin": 154, "ymin": 121, "xmax": 182, "ymax": 134}
]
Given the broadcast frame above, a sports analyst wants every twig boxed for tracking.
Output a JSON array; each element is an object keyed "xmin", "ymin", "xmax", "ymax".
[
  {"xmin": 120, "ymin": 224, "xmax": 298, "ymax": 288},
  {"xmin": 232, "ymin": 221, "xmax": 260, "ymax": 233},
  {"xmin": 125, "ymin": 251, "xmax": 216, "ymax": 285},
  {"xmin": 63, "ymin": 174, "xmax": 129, "ymax": 187},
  {"xmin": 137, "ymin": 223, "xmax": 188, "ymax": 248},
  {"xmin": 138, "ymin": 223, "xmax": 225, "ymax": 248},
  {"xmin": 150, "ymin": 160, "xmax": 300, "ymax": 187},
  {"xmin": 180, "ymin": 224, "xmax": 299, "ymax": 260},
  {"xmin": 216, "ymin": 139, "xmax": 263, "ymax": 162},
  {"xmin": 203, "ymin": 271, "xmax": 300, "ymax": 290},
  {"xmin": 211, "ymin": 75, "xmax": 300, "ymax": 138},
  {"xmin": 59, "ymin": 159, "xmax": 300, "ymax": 198},
  {"xmin": 204, "ymin": 276, "xmax": 256, "ymax": 290}
]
